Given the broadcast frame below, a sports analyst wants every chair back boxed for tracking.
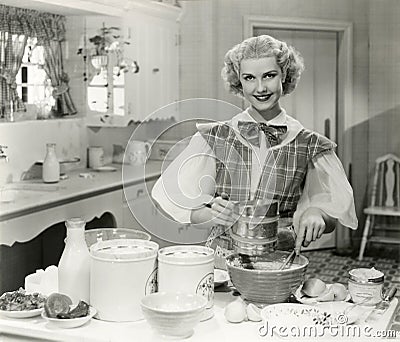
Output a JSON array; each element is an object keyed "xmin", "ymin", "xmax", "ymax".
[{"xmin": 370, "ymin": 154, "xmax": 400, "ymax": 208}]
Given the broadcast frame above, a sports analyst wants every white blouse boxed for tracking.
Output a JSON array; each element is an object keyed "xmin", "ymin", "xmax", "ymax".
[{"xmin": 152, "ymin": 109, "xmax": 358, "ymax": 231}]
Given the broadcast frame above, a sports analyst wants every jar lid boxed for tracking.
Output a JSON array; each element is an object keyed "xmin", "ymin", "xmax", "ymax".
[
  {"xmin": 65, "ymin": 218, "xmax": 86, "ymax": 229},
  {"xmin": 90, "ymin": 239, "xmax": 159, "ymax": 261},
  {"xmin": 158, "ymin": 245, "xmax": 214, "ymax": 265},
  {"xmin": 349, "ymin": 267, "xmax": 384, "ymax": 283}
]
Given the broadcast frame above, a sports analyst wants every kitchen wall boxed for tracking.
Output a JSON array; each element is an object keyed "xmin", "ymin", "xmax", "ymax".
[
  {"xmin": 179, "ymin": 0, "xmax": 400, "ymax": 249},
  {"xmin": 368, "ymin": 1, "xmax": 400, "ymax": 168}
]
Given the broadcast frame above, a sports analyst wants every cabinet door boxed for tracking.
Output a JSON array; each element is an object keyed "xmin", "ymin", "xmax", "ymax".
[{"xmin": 123, "ymin": 12, "xmax": 179, "ymax": 122}]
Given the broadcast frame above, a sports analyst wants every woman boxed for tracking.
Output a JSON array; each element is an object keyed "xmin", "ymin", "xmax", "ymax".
[{"xmin": 152, "ymin": 35, "xmax": 357, "ymax": 257}]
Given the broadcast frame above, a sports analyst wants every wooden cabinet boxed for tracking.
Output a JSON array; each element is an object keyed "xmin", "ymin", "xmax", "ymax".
[{"xmin": 123, "ymin": 11, "xmax": 179, "ymax": 121}]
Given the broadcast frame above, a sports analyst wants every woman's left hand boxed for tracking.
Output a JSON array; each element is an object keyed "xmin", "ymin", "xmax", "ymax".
[{"xmin": 295, "ymin": 207, "xmax": 326, "ymax": 254}]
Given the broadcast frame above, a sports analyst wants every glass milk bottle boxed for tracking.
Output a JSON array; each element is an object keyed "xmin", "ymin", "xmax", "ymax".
[
  {"xmin": 43, "ymin": 143, "xmax": 60, "ymax": 183},
  {"xmin": 58, "ymin": 218, "xmax": 90, "ymax": 304}
]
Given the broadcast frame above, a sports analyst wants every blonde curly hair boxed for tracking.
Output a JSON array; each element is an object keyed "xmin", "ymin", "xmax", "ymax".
[{"xmin": 221, "ymin": 35, "xmax": 305, "ymax": 97}]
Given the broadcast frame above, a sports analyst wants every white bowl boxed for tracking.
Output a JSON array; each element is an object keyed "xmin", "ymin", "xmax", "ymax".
[
  {"xmin": 141, "ymin": 292, "xmax": 207, "ymax": 339},
  {"xmin": 41, "ymin": 306, "xmax": 97, "ymax": 329}
]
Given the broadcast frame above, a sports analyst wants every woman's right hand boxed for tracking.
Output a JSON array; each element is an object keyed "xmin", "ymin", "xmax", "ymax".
[
  {"xmin": 190, "ymin": 196, "xmax": 239, "ymax": 228},
  {"xmin": 210, "ymin": 196, "xmax": 239, "ymax": 226}
]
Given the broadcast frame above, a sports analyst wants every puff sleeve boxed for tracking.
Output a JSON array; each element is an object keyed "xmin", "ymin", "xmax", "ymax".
[
  {"xmin": 293, "ymin": 151, "xmax": 358, "ymax": 230},
  {"xmin": 151, "ymin": 132, "xmax": 217, "ymax": 224}
]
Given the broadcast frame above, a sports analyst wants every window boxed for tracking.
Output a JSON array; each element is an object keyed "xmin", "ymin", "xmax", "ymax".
[
  {"xmin": 87, "ymin": 62, "xmax": 125, "ymax": 116},
  {"xmin": 15, "ymin": 37, "xmax": 55, "ymax": 110}
]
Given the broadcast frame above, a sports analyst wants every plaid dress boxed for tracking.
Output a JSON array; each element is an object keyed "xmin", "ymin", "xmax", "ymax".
[{"xmin": 199, "ymin": 122, "xmax": 335, "ymax": 262}]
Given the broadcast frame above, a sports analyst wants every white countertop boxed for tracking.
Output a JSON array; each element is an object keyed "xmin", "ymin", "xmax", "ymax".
[
  {"xmin": 0, "ymin": 162, "xmax": 163, "ymax": 222},
  {"xmin": 0, "ymin": 292, "xmax": 397, "ymax": 342}
]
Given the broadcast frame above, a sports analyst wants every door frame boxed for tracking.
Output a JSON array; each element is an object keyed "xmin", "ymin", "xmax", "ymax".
[{"xmin": 243, "ymin": 15, "xmax": 353, "ymax": 175}]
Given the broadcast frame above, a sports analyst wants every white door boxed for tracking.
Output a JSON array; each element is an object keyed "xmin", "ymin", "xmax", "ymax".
[{"xmin": 254, "ymin": 28, "xmax": 338, "ymax": 250}]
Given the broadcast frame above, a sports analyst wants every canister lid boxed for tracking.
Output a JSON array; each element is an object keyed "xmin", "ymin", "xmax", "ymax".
[
  {"xmin": 158, "ymin": 245, "xmax": 214, "ymax": 265},
  {"xmin": 90, "ymin": 239, "xmax": 159, "ymax": 261},
  {"xmin": 349, "ymin": 267, "xmax": 384, "ymax": 284}
]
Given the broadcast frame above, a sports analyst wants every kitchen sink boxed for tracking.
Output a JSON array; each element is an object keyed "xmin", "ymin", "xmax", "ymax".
[{"xmin": 0, "ymin": 184, "xmax": 59, "ymax": 203}]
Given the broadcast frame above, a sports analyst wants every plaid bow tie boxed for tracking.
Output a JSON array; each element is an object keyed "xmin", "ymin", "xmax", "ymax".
[{"xmin": 237, "ymin": 121, "xmax": 287, "ymax": 147}]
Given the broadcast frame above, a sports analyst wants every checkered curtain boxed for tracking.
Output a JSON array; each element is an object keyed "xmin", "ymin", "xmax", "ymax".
[
  {"xmin": 0, "ymin": 31, "xmax": 27, "ymax": 118},
  {"xmin": 0, "ymin": 4, "xmax": 76, "ymax": 117},
  {"xmin": 42, "ymin": 40, "xmax": 77, "ymax": 115}
]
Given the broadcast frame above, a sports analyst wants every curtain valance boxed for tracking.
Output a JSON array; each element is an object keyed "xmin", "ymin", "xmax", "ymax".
[{"xmin": 0, "ymin": 4, "xmax": 65, "ymax": 43}]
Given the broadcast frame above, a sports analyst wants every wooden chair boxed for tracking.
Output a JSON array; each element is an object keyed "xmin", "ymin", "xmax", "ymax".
[{"xmin": 358, "ymin": 154, "xmax": 400, "ymax": 260}]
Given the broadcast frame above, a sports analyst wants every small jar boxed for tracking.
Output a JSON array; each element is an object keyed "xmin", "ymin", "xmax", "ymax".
[{"xmin": 348, "ymin": 268, "xmax": 384, "ymax": 305}]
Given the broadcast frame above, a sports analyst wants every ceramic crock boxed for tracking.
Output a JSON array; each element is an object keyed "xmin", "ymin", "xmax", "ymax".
[
  {"xmin": 90, "ymin": 239, "xmax": 159, "ymax": 322},
  {"xmin": 157, "ymin": 245, "xmax": 214, "ymax": 321}
]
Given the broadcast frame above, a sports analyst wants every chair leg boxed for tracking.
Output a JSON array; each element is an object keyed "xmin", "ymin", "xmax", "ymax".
[{"xmin": 358, "ymin": 215, "xmax": 372, "ymax": 261}]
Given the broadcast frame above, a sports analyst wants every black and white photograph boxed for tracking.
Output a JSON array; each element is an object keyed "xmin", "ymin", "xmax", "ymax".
[{"xmin": 0, "ymin": 0, "xmax": 399, "ymax": 340}]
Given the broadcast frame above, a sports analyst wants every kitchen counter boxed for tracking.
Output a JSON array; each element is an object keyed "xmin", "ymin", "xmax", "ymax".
[
  {"xmin": 0, "ymin": 162, "xmax": 162, "ymax": 222},
  {"xmin": 0, "ymin": 292, "xmax": 398, "ymax": 341},
  {"xmin": 0, "ymin": 162, "xmax": 162, "ymax": 246}
]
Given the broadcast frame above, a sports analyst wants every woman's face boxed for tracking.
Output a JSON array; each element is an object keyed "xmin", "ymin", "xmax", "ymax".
[{"xmin": 239, "ymin": 56, "xmax": 284, "ymax": 120}]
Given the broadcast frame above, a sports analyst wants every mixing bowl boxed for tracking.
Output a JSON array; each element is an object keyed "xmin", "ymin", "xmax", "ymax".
[
  {"xmin": 226, "ymin": 251, "xmax": 308, "ymax": 304},
  {"xmin": 84, "ymin": 228, "xmax": 150, "ymax": 248},
  {"xmin": 141, "ymin": 292, "xmax": 207, "ymax": 339}
]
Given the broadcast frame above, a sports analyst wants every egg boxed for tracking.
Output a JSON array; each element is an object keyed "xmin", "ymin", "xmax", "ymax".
[
  {"xmin": 315, "ymin": 287, "xmax": 335, "ymax": 302},
  {"xmin": 246, "ymin": 303, "xmax": 262, "ymax": 322},
  {"xmin": 301, "ymin": 278, "xmax": 327, "ymax": 297},
  {"xmin": 224, "ymin": 299, "xmax": 247, "ymax": 323},
  {"xmin": 330, "ymin": 283, "xmax": 348, "ymax": 301}
]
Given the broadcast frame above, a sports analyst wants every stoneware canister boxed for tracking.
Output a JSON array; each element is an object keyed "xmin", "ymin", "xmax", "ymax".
[
  {"xmin": 87, "ymin": 146, "xmax": 104, "ymax": 169},
  {"xmin": 158, "ymin": 245, "xmax": 214, "ymax": 321},
  {"xmin": 90, "ymin": 239, "xmax": 159, "ymax": 322}
]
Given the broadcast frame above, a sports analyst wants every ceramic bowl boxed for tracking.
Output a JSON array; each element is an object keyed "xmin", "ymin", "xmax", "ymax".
[
  {"xmin": 141, "ymin": 292, "xmax": 207, "ymax": 339},
  {"xmin": 41, "ymin": 306, "xmax": 97, "ymax": 329},
  {"xmin": 84, "ymin": 228, "xmax": 150, "ymax": 248},
  {"xmin": 226, "ymin": 251, "xmax": 309, "ymax": 304}
]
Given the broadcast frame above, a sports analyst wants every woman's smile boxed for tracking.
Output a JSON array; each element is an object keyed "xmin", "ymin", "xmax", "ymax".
[
  {"xmin": 240, "ymin": 57, "xmax": 284, "ymax": 120},
  {"xmin": 253, "ymin": 93, "xmax": 272, "ymax": 102}
]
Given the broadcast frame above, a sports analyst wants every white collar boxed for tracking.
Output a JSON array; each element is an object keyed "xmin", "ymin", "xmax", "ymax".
[{"xmin": 232, "ymin": 108, "xmax": 288, "ymax": 127}]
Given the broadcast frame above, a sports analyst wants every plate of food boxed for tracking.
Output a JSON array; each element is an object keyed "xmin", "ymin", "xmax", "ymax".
[
  {"xmin": 42, "ymin": 293, "xmax": 96, "ymax": 329},
  {"xmin": 294, "ymin": 278, "xmax": 351, "ymax": 304},
  {"xmin": 214, "ymin": 269, "xmax": 230, "ymax": 287},
  {"xmin": 0, "ymin": 288, "xmax": 46, "ymax": 318}
]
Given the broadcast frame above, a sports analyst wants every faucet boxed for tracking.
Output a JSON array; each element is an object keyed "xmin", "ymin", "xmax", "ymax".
[{"xmin": 0, "ymin": 145, "xmax": 8, "ymax": 162}]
